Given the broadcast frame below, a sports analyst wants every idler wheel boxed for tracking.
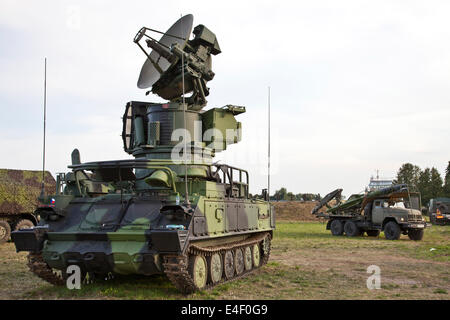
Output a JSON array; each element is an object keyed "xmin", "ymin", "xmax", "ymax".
[
  {"xmin": 234, "ymin": 248, "xmax": 244, "ymax": 275},
  {"xmin": 188, "ymin": 254, "xmax": 207, "ymax": 289},
  {"xmin": 223, "ymin": 250, "xmax": 235, "ymax": 279},
  {"xmin": 262, "ymin": 235, "xmax": 271, "ymax": 256},
  {"xmin": 207, "ymin": 253, "xmax": 223, "ymax": 284}
]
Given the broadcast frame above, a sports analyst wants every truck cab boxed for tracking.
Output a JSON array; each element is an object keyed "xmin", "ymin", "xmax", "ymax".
[{"xmin": 371, "ymin": 197, "xmax": 423, "ymax": 226}]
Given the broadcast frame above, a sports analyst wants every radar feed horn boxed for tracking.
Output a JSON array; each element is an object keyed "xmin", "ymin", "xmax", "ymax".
[{"xmin": 134, "ymin": 14, "xmax": 221, "ymax": 108}]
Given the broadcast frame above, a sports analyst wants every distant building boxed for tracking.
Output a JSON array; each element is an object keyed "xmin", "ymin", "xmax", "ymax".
[{"xmin": 366, "ymin": 171, "xmax": 393, "ymax": 192}]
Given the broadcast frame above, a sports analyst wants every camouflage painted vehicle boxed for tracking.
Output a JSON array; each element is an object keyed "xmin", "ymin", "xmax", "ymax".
[
  {"xmin": 12, "ymin": 14, "xmax": 274, "ymax": 293},
  {"xmin": 312, "ymin": 184, "xmax": 429, "ymax": 240},
  {"xmin": 428, "ymin": 198, "xmax": 450, "ymax": 225},
  {"xmin": 0, "ymin": 169, "xmax": 55, "ymax": 243}
]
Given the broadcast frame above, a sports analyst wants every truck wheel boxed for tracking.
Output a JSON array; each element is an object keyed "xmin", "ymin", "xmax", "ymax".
[
  {"xmin": 330, "ymin": 220, "xmax": 344, "ymax": 236},
  {"xmin": 344, "ymin": 221, "xmax": 360, "ymax": 237},
  {"xmin": 14, "ymin": 219, "xmax": 34, "ymax": 231},
  {"xmin": 408, "ymin": 229, "xmax": 424, "ymax": 241},
  {"xmin": 366, "ymin": 230, "xmax": 380, "ymax": 237},
  {"xmin": 384, "ymin": 221, "xmax": 401, "ymax": 240},
  {"xmin": 0, "ymin": 220, "xmax": 11, "ymax": 243}
]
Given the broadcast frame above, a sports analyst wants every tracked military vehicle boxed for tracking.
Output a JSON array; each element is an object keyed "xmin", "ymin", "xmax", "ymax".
[
  {"xmin": 12, "ymin": 14, "xmax": 274, "ymax": 293},
  {"xmin": 312, "ymin": 184, "xmax": 428, "ymax": 240},
  {"xmin": 0, "ymin": 169, "xmax": 55, "ymax": 243}
]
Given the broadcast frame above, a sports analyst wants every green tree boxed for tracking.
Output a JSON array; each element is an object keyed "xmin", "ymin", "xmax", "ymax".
[
  {"xmin": 302, "ymin": 193, "xmax": 313, "ymax": 201},
  {"xmin": 272, "ymin": 187, "xmax": 287, "ymax": 201},
  {"xmin": 429, "ymin": 167, "xmax": 443, "ymax": 199},
  {"xmin": 287, "ymin": 192, "xmax": 295, "ymax": 201},
  {"xmin": 443, "ymin": 161, "xmax": 450, "ymax": 196},
  {"xmin": 418, "ymin": 168, "xmax": 431, "ymax": 205},
  {"xmin": 394, "ymin": 163, "xmax": 421, "ymax": 187}
]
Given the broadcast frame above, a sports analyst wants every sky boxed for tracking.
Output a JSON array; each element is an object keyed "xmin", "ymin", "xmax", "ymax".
[{"xmin": 1, "ymin": 0, "xmax": 450, "ymax": 197}]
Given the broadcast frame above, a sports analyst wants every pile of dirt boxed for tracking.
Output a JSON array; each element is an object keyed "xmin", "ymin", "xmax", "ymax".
[{"xmin": 273, "ymin": 201, "xmax": 320, "ymax": 222}]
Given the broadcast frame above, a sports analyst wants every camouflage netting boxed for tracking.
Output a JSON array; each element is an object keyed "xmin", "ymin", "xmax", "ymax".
[{"xmin": 0, "ymin": 169, "xmax": 56, "ymax": 214}]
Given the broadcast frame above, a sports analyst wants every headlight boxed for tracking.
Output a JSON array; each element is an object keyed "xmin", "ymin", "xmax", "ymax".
[{"xmin": 400, "ymin": 217, "xmax": 404, "ymax": 221}]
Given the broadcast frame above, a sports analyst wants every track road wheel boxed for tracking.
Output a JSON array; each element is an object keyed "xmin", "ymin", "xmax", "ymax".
[
  {"xmin": 234, "ymin": 248, "xmax": 245, "ymax": 275},
  {"xmin": 223, "ymin": 250, "xmax": 235, "ymax": 280},
  {"xmin": 188, "ymin": 255, "xmax": 207, "ymax": 290},
  {"xmin": 252, "ymin": 243, "xmax": 261, "ymax": 267},
  {"xmin": 344, "ymin": 221, "xmax": 360, "ymax": 237},
  {"xmin": 330, "ymin": 220, "xmax": 344, "ymax": 236},
  {"xmin": 14, "ymin": 219, "xmax": 34, "ymax": 231},
  {"xmin": 408, "ymin": 229, "xmax": 424, "ymax": 241},
  {"xmin": 243, "ymin": 246, "xmax": 252, "ymax": 271},
  {"xmin": 207, "ymin": 253, "xmax": 223, "ymax": 284},
  {"xmin": 0, "ymin": 220, "xmax": 11, "ymax": 243},
  {"xmin": 384, "ymin": 221, "xmax": 401, "ymax": 240},
  {"xmin": 366, "ymin": 230, "xmax": 380, "ymax": 237}
]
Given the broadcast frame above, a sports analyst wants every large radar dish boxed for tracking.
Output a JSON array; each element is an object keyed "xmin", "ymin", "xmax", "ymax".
[{"xmin": 137, "ymin": 14, "xmax": 193, "ymax": 89}]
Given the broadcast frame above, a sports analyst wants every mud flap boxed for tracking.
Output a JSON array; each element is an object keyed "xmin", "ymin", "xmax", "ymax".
[{"xmin": 11, "ymin": 226, "xmax": 48, "ymax": 252}]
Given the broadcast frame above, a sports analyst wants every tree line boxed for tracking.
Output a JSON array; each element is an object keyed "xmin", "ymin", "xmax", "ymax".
[
  {"xmin": 253, "ymin": 187, "xmax": 321, "ymax": 201},
  {"xmin": 394, "ymin": 161, "xmax": 450, "ymax": 206}
]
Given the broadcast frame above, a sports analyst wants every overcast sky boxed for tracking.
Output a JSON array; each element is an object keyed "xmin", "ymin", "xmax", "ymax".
[{"xmin": 1, "ymin": 0, "xmax": 450, "ymax": 196}]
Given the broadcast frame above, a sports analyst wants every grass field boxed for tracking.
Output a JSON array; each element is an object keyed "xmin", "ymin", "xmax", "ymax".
[{"xmin": 0, "ymin": 221, "xmax": 449, "ymax": 300}]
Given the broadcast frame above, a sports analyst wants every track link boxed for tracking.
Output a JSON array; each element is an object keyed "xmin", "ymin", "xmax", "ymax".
[
  {"xmin": 27, "ymin": 252, "xmax": 65, "ymax": 286},
  {"xmin": 163, "ymin": 232, "xmax": 272, "ymax": 294}
]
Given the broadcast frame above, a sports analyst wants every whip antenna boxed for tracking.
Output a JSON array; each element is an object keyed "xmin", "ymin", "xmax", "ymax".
[
  {"xmin": 268, "ymin": 86, "xmax": 271, "ymax": 203},
  {"xmin": 40, "ymin": 58, "xmax": 47, "ymax": 199}
]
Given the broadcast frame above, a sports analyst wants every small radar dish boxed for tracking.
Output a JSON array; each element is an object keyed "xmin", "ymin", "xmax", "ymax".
[{"xmin": 136, "ymin": 14, "xmax": 193, "ymax": 89}]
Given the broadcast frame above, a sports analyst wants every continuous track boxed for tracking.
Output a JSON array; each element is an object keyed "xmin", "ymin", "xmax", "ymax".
[
  {"xmin": 163, "ymin": 231, "xmax": 272, "ymax": 293},
  {"xmin": 27, "ymin": 252, "xmax": 65, "ymax": 286},
  {"xmin": 26, "ymin": 231, "xmax": 272, "ymax": 294}
]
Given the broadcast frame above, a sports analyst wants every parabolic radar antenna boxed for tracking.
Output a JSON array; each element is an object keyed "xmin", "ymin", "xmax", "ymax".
[{"xmin": 134, "ymin": 14, "xmax": 221, "ymax": 108}]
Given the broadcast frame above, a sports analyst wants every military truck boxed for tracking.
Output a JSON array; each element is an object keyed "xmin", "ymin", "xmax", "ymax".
[
  {"xmin": 11, "ymin": 14, "xmax": 274, "ymax": 293},
  {"xmin": 312, "ymin": 184, "xmax": 429, "ymax": 240},
  {"xmin": 428, "ymin": 198, "xmax": 450, "ymax": 225},
  {"xmin": 0, "ymin": 169, "xmax": 56, "ymax": 243}
]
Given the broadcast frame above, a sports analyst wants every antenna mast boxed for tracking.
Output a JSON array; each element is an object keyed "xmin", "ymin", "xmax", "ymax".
[
  {"xmin": 268, "ymin": 86, "xmax": 271, "ymax": 202},
  {"xmin": 181, "ymin": 14, "xmax": 190, "ymax": 206},
  {"xmin": 40, "ymin": 58, "xmax": 47, "ymax": 198}
]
